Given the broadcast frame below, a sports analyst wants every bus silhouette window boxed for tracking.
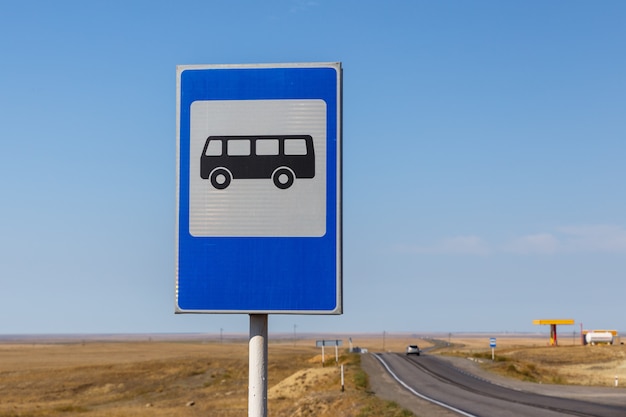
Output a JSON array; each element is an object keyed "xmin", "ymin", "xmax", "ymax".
[
  {"xmin": 228, "ymin": 139, "xmax": 250, "ymax": 156},
  {"xmin": 205, "ymin": 139, "xmax": 222, "ymax": 156},
  {"xmin": 256, "ymin": 139, "xmax": 279, "ymax": 155},
  {"xmin": 200, "ymin": 135, "xmax": 315, "ymax": 190},
  {"xmin": 284, "ymin": 139, "xmax": 307, "ymax": 155}
]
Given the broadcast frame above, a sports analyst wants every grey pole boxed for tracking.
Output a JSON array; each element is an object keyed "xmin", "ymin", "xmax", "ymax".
[{"xmin": 249, "ymin": 314, "xmax": 268, "ymax": 417}]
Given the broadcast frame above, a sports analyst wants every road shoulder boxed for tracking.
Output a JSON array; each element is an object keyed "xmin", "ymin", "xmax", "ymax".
[{"xmin": 360, "ymin": 353, "xmax": 460, "ymax": 417}]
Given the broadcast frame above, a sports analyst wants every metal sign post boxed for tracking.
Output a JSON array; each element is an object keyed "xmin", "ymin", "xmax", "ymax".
[{"xmin": 249, "ymin": 314, "xmax": 268, "ymax": 417}]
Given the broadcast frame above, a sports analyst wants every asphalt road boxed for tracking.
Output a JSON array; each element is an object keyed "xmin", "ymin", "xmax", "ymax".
[{"xmin": 362, "ymin": 352, "xmax": 626, "ymax": 417}]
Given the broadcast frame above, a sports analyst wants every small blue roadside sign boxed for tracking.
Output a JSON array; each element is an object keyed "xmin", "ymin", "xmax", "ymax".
[
  {"xmin": 490, "ymin": 338, "xmax": 497, "ymax": 348},
  {"xmin": 175, "ymin": 62, "xmax": 342, "ymax": 314}
]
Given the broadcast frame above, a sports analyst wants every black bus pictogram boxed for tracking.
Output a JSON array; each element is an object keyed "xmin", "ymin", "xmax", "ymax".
[{"xmin": 200, "ymin": 135, "xmax": 315, "ymax": 190}]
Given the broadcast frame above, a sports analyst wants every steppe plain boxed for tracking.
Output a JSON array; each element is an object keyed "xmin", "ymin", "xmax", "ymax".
[{"xmin": 1, "ymin": 333, "xmax": 625, "ymax": 417}]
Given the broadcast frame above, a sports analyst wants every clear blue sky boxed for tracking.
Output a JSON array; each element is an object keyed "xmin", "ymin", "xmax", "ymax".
[{"xmin": 1, "ymin": 1, "xmax": 625, "ymax": 336}]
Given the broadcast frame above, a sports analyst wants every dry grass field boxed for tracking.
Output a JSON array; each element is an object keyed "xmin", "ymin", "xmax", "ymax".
[
  {"xmin": 0, "ymin": 336, "xmax": 417, "ymax": 417},
  {"xmin": 2, "ymin": 333, "xmax": 624, "ymax": 417},
  {"xmin": 438, "ymin": 334, "xmax": 626, "ymax": 387}
]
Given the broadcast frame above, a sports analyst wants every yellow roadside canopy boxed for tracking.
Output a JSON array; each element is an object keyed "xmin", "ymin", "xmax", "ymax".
[
  {"xmin": 533, "ymin": 319, "xmax": 575, "ymax": 346},
  {"xmin": 532, "ymin": 319, "xmax": 575, "ymax": 325}
]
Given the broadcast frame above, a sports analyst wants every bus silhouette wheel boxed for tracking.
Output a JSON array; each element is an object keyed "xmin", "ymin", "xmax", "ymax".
[
  {"xmin": 210, "ymin": 168, "xmax": 232, "ymax": 189},
  {"xmin": 272, "ymin": 167, "xmax": 295, "ymax": 189}
]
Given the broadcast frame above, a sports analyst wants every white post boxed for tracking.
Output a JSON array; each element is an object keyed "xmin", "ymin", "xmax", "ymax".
[
  {"xmin": 249, "ymin": 314, "xmax": 268, "ymax": 417},
  {"xmin": 341, "ymin": 364, "xmax": 345, "ymax": 392},
  {"xmin": 335, "ymin": 343, "xmax": 339, "ymax": 364},
  {"xmin": 491, "ymin": 347, "xmax": 495, "ymax": 361},
  {"xmin": 321, "ymin": 343, "xmax": 325, "ymax": 366},
  {"xmin": 615, "ymin": 375, "xmax": 619, "ymax": 387}
]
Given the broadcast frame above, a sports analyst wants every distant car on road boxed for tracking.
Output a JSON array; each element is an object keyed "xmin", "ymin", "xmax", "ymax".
[{"xmin": 406, "ymin": 345, "xmax": 420, "ymax": 355}]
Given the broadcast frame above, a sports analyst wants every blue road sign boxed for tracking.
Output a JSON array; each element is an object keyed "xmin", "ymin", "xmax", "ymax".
[
  {"xmin": 490, "ymin": 338, "xmax": 497, "ymax": 348},
  {"xmin": 176, "ymin": 63, "xmax": 342, "ymax": 314}
]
